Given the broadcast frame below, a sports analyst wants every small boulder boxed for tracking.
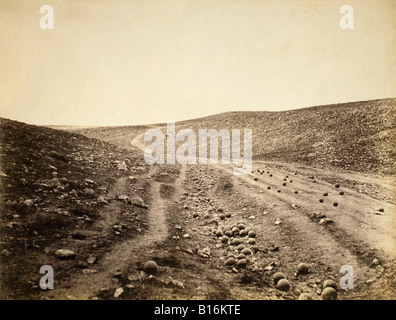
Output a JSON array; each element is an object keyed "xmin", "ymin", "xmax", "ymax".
[
  {"xmin": 55, "ymin": 249, "xmax": 76, "ymax": 259},
  {"xmin": 114, "ymin": 287, "xmax": 124, "ymax": 298}
]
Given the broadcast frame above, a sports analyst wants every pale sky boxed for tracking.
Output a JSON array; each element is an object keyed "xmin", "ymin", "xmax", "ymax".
[{"xmin": 1, "ymin": 0, "xmax": 395, "ymax": 126}]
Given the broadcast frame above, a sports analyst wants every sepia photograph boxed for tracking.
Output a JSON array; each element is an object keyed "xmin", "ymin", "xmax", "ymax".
[{"xmin": 1, "ymin": 0, "xmax": 395, "ymax": 305}]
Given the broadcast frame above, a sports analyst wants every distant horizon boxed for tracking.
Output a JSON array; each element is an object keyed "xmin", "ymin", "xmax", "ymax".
[{"xmin": 2, "ymin": 96, "xmax": 395, "ymax": 128}]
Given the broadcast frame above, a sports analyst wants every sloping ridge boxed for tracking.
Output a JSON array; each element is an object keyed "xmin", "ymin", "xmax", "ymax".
[{"xmin": 59, "ymin": 98, "xmax": 396, "ymax": 174}]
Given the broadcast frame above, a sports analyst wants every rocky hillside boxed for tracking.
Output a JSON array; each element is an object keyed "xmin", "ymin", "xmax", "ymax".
[
  {"xmin": 64, "ymin": 98, "xmax": 396, "ymax": 175},
  {"xmin": 181, "ymin": 98, "xmax": 396, "ymax": 174},
  {"xmin": 0, "ymin": 118, "xmax": 150, "ymax": 299}
]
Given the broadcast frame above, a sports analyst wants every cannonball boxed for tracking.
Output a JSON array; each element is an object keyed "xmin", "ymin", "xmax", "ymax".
[
  {"xmin": 241, "ymin": 248, "xmax": 252, "ymax": 256},
  {"xmin": 276, "ymin": 279, "xmax": 290, "ymax": 292},
  {"xmin": 236, "ymin": 259, "xmax": 247, "ymax": 268},
  {"xmin": 215, "ymin": 230, "xmax": 223, "ymax": 237},
  {"xmin": 225, "ymin": 230, "xmax": 233, "ymax": 237},
  {"xmin": 248, "ymin": 230, "xmax": 256, "ymax": 238},
  {"xmin": 236, "ymin": 253, "xmax": 246, "ymax": 260},
  {"xmin": 321, "ymin": 287, "xmax": 337, "ymax": 300},
  {"xmin": 298, "ymin": 293, "xmax": 312, "ymax": 300},
  {"xmin": 225, "ymin": 257, "xmax": 237, "ymax": 266},
  {"xmin": 273, "ymin": 272, "xmax": 285, "ymax": 285},
  {"xmin": 297, "ymin": 263, "xmax": 309, "ymax": 275},
  {"xmin": 239, "ymin": 230, "xmax": 248, "ymax": 237},
  {"xmin": 231, "ymin": 238, "xmax": 241, "ymax": 246},
  {"xmin": 143, "ymin": 260, "xmax": 158, "ymax": 274},
  {"xmin": 323, "ymin": 279, "xmax": 337, "ymax": 290}
]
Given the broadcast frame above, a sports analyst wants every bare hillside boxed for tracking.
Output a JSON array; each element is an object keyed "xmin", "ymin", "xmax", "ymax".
[{"xmin": 65, "ymin": 98, "xmax": 396, "ymax": 175}]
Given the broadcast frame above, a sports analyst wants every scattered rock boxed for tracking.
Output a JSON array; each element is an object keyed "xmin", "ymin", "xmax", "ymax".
[
  {"xmin": 97, "ymin": 196, "xmax": 108, "ymax": 204},
  {"xmin": 275, "ymin": 219, "xmax": 282, "ymax": 225},
  {"xmin": 131, "ymin": 196, "xmax": 148, "ymax": 208},
  {"xmin": 87, "ymin": 255, "xmax": 97, "ymax": 264},
  {"xmin": 319, "ymin": 218, "xmax": 334, "ymax": 225},
  {"xmin": 118, "ymin": 162, "xmax": 127, "ymax": 171},
  {"xmin": 166, "ymin": 277, "xmax": 185, "ymax": 289},
  {"xmin": 55, "ymin": 249, "xmax": 76, "ymax": 259},
  {"xmin": 197, "ymin": 247, "xmax": 211, "ymax": 258},
  {"xmin": 114, "ymin": 287, "xmax": 124, "ymax": 298},
  {"xmin": 312, "ymin": 212, "xmax": 326, "ymax": 219},
  {"xmin": 372, "ymin": 258, "xmax": 380, "ymax": 266},
  {"xmin": 83, "ymin": 188, "xmax": 94, "ymax": 195},
  {"xmin": 23, "ymin": 199, "xmax": 34, "ymax": 206}
]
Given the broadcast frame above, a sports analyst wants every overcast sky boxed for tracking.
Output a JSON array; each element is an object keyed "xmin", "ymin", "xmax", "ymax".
[{"xmin": 1, "ymin": 0, "xmax": 395, "ymax": 126}]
